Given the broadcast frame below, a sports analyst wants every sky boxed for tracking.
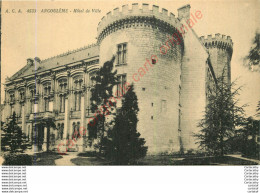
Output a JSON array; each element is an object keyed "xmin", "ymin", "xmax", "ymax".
[{"xmin": 1, "ymin": 0, "xmax": 260, "ymax": 117}]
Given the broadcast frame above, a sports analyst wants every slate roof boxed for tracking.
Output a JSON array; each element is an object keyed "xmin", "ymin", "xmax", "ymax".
[{"xmin": 9, "ymin": 43, "xmax": 99, "ymax": 81}]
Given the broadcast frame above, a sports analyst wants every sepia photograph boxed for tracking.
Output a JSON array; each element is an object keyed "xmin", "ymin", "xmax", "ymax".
[{"xmin": 0, "ymin": 0, "xmax": 259, "ymax": 166}]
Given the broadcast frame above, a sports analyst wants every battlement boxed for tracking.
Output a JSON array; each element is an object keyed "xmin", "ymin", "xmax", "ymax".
[
  {"xmin": 97, "ymin": 3, "xmax": 180, "ymax": 37},
  {"xmin": 199, "ymin": 33, "xmax": 233, "ymax": 49}
]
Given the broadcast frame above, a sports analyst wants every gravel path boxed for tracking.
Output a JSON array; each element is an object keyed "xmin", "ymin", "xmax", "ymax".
[{"xmin": 55, "ymin": 152, "xmax": 78, "ymax": 166}]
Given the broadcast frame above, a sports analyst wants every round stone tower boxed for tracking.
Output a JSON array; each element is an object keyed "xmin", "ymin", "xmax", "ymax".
[
  {"xmin": 97, "ymin": 3, "xmax": 184, "ymax": 154},
  {"xmin": 200, "ymin": 34, "xmax": 233, "ymax": 83}
]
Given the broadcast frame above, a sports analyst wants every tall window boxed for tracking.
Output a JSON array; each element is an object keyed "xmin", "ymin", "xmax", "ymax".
[
  {"xmin": 19, "ymin": 89, "xmax": 25, "ymax": 116},
  {"xmin": 43, "ymin": 83, "xmax": 51, "ymax": 112},
  {"xmin": 116, "ymin": 74, "xmax": 127, "ymax": 96},
  {"xmin": 117, "ymin": 43, "xmax": 127, "ymax": 65},
  {"xmin": 73, "ymin": 77, "xmax": 83, "ymax": 111},
  {"xmin": 9, "ymin": 91, "xmax": 15, "ymax": 103},
  {"xmin": 59, "ymin": 79, "xmax": 67, "ymax": 93},
  {"xmin": 30, "ymin": 88, "xmax": 35, "ymax": 113},
  {"xmin": 19, "ymin": 89, "xmax": 25, "ymax": 101},
  {"xmin": 58, "ymin": 79, "xmax": 67, "ymax": 113}
]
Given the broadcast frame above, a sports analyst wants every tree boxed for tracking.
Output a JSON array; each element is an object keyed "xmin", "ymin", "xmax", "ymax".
[
  {"xmin": 105, "ymin": 85, "xmax": 148, "ymax": 164},
  {"xmin": 244, "ymin": 31, "xmax": 260, "ymax": 72},
  {"xmin": 88, "ymin": 56, "xmax": 118, "ymax": 153},
  {"xmin": 1, "ymin": 112, "xmax": 30, "ymax": 153},
  {"xmin": 235, "ymin": 117, "xmax": 259, "ymax": 158},
  {"xmin": 195, "ymin": 74, "xmax": 246, "ymax": 156}
]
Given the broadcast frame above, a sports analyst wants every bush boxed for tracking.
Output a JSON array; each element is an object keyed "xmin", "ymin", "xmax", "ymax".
[{"xmin": 3, "ymin": 153, "xmax": 33, "ymax": 165}]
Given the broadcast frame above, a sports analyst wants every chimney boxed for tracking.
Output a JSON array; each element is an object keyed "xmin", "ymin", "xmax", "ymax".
[{"xmin": 177, "ymin": 4, "xmax": 191, "ymax": 20}]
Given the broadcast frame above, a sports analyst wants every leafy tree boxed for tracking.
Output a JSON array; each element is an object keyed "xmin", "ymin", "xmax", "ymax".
[
  {"xmin": 235, "ymin": 117, "xmax": 259, "ymax": 158},
  {"xmin": 195, "ymin": 74, "xmax": 246, "ymax": 156},
  {"xmin": 105, "ymin": 85, "xmax": 148, "ymax": 164},
  {"xmin": 88, "ymin": 56, "xmax": 118, "ymax": 153},
  {"xmin": 244, "ymin": 32, "xmax": 260, "ymax": 72},
  {"xmin": 1, "ymin": 112, "xmax": 30, "ymax": 153}
]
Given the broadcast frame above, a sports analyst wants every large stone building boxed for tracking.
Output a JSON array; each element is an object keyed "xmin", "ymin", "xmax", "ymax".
[{"xmin": 1, "ymin": 4, "xmax": 233, "ymax": 154}]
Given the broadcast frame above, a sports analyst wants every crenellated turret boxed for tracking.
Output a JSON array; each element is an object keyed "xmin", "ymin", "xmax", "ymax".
[
  {"xmin": 98, "ymin": 3, "xmax": 185, "ymax": 154},
  {"xmin": 97, "ymin": 3, "xmax": 182, "ymax": 44},
  {"xmin": 200, "ymin": 33, "xmax": 233, "ymax": 83},
  {"xmin": 199, "ymin": 33, "xmax": 233, "ymax": 55}
]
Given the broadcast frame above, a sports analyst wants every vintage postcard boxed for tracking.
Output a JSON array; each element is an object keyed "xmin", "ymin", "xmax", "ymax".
[{"xmin": 0, "ymin": 0, "xmax": 259, "ymax": 166}]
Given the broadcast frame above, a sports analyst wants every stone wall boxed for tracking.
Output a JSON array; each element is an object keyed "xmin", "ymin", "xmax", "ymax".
[{"xmin": 99, "ymin": 4, "xmax": 184, "ymax": 154}]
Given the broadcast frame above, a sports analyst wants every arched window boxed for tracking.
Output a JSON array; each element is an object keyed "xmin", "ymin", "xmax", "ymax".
[
  {"xmin": 9, "ymin": 91, "xmax": 15, "ymax": 116},
  {"xmin": 73, "ymin": 76, "xmax": 83, "ymax": 111},
  {"xmin": 17, "ymin": 88, "xmax": 25, "ymax": 117},
  {"xmin": 43, "ymin": 82, "xmax": 51, "ymax": 112},
  {"xmin": 58, "ymin": 79, "xmax": 67, "ymax": 93},
  {"xmin": 58, "ymin": 79, "xmax": 67, "ymax": 113},
  {"xmin": 29, "ymin": 86, "xmax": 36, "ymax": 113},
  {"xmin": 9, "ymin": 91, "xmax": 15, "ymax": 104},
  {"xmin": 18, "ymin": 88, "xmax": 25, "ymax": 101}
]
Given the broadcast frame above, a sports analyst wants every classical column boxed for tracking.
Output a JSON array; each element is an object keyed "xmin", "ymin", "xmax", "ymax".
[
  {"xmin": 21, "ymin": 104, "xmax": 26, "ymax": 133},
  {"xmin": 43, "ymin": 126, "xmax": 48, "ymax": 151},
  {"xmin": 32, "ymin": 123, "xmax": 38, "ymax": 152},
  {"xmin": 35, "ymin": 78, "xmax": 41, "ymax": 113},
  {"xmin": 85, "ymin": 72, "xmax": 91, "ymax": 132},
  {"xmin": 50, "ymin": 72, "xmax": 55, "ymax": 112},
  {"xmin": 25, "ymin": 86, "xmax": 30, "ymax": 115},
  {"xmin": 39, "ymin": 83, "xmax": 44, "ymax": 113},
  {"xmin": 27, "ymin": 124, "xmax": 31, "ymax": 141},
  {"xmin": 3, "ymin": 89, "xmax": 9, "ymax": 121},
  {"xmin": 78, "ymin": 67, "xmax": 88, "ymax": 152},
  {"xmin": 79, "ymin": 92, "xmax": 86, "ymax": 152},
  {"xmin": 63, "ymin": 94, "xmax": 69, "ymax": 140},
  {"xmin": 14, "ymin": 85, "xmax": 19, "ymax": 115},
  {"xmin": 63, "ymin": 70, "xmax": 71, "ymax": 140}
]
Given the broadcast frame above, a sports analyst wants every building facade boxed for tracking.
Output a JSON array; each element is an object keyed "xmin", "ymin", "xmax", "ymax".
[{"xmin": 1, "ymin": 4, "xmax": 233, "ymax": 154}]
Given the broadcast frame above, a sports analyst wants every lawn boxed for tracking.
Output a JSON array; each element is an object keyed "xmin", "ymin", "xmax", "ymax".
[
  {"xmin": 33, "ymin": 152, "xmax": 63, "ymax": 165},
  {"xmin": 70, "ymin": 153, "xmax": 258, "ymax": 165},
  {"xmin": 71, "ymin": 157, "xmax": 112, "ymax": 165},
  {"xmin": 137, "ymin": 155, "xmax": 258, "ymax": 165}
]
